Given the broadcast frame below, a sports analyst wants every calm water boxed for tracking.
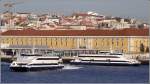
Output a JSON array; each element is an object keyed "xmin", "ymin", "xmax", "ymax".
[
  {"xmin": 1, "ymin": 62, "xmax": 149, "ymax": 83},
  {"xmin": 0, "ymin": 0, "xmax": 150, "ymax": 22}
]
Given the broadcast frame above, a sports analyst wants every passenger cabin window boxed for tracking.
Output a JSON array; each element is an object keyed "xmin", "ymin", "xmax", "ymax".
[
  {"xmin": 21, "ymin": 54, "xmax": 42, "ymax": 56},
  {"xmin": 36, "ymin": 58, "xmax": 59, "ymax": 60},
  {"xmin": 79, "ymin": 56, "xmax": 120, "ymax": 58},
  {"xmin": 109, "ymin": 53, "xmax": 123, "ymax": 55}
]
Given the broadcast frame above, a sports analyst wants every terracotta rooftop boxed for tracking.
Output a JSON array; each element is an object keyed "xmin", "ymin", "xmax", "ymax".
[{"xmin": 1, "ymin": 28, "xmax": 149, "ymax": 36}]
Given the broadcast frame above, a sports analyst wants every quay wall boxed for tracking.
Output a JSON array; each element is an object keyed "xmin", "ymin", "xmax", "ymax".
[{"xmin": 1, "ymin": 54, "xmax": 149, "ymax": 64}]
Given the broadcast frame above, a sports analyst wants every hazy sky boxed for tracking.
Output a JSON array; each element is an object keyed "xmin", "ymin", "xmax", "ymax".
[{"xmin": 0, "ymin": 0, "xmax": 150, "ymax": 22}]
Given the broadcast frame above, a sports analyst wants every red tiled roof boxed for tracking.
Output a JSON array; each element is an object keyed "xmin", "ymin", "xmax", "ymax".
[{"xmin": 1, "ymin": 28, "xmax": 149, "ymax": 36}]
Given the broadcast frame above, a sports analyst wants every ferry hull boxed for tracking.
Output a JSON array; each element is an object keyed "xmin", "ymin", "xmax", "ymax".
[
  {"xmin": 70, "ymin": 62, "xmax": 140, "ymax": 66},
  {"xmin": 10, "ymin": 66, "xmax": 64, "ymax": 72},
  {"xmin": 10, "ymin": 67, "xmax": 28, "ymax": 72}
]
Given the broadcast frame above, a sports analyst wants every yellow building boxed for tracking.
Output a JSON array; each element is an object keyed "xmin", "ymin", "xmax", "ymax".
[{"xmin": 0, "ymin": 28, "xmax": 149, "ymax": 56}]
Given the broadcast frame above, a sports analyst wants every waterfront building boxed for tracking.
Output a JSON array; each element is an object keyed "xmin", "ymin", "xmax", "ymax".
[{"xmin": 0, "ymin": 28, "xmax": 149, "ymax": 56}]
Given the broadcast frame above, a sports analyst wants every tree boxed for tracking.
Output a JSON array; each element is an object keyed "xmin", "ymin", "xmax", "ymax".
[
  {"xmin": 140, "ymin": 43, "xmax": 145, "ymax": 53},
  {"xmin": 146, "ymin": 46, "xmax": 149, "ymax": 53}
]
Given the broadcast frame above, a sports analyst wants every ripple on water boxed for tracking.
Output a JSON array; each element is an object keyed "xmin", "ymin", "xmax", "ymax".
[
  {"xmin": 62, "ymin": 64, "xmax": 83, "ymax": 70},
  {"xmin": 1, "ymin": 62, "xmax": 149, "ymax": 83}
]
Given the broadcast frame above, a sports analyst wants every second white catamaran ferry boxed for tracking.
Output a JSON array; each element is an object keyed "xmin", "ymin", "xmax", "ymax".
[{"xmin": 70, "ymin": 51, "xmax": 141, "ymax": 66}]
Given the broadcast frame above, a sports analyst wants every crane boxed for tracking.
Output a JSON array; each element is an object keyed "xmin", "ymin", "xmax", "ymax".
[
  {"xmin": 2, "ymin": 1, "xmax": 26, "ymax": 29},
  {"xmin": 3, "ymin": 1, "xmax": 24, "ymax": 12}
]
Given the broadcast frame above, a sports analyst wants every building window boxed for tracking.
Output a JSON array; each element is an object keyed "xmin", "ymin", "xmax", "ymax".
[
  {"xmin": 117, "ymin": 41, "xmax": 119, "ymax": 46},
  {"xmin": 95, "ymin": 39, "xmax": 97, "ymax": 46},
  {"xmin": 116, "ymin": 38, "xmax": 119, "ymax": 41},
  {"xmin": 41, "ymin": 38, "xmax": 42, "ymax": 45},
  {"xmin": 112, "ymin": 38, "xmax": 114, "ymax": 45},
  {"xmin": 122, "ymin": 49, "xmax": 123, "ymax": 53},
  {"xmin": 72, "ymin": 38, "xmax": 75, "ymax": 48},
  {"xmin": 112, "ymin": 41, "xmax": 114, "ymax": 45},
  {"xmin": 20, "ymin": 38, "xmax": 23, "ymax": 45},
  {"xmin": 65, "ymin": 38, "xmax": 67, "ymax": 46},
  {"xmin": 122, "ymin": 42, "xmax": 123, "ymax": 46},
  {"xmin": 61, "ymin": 38, "xmax": 63, "ymax": 45},
  {"xmin": 107, "ymin": 40, "xmax": 109, "ymax": 46},
  {"xmin": 135, "ymin": 41, "xmax": 137, "ymax": 47},
  {"xmin": 56, "ymin": 38, "xmax": 57, "ymax": 46},
  {"xmin": 46, "ymin": 38, "xmax": 48, "ymax": 45},
  {"xmin": 50, "ymin": 38, "xmax": 52, "ymax": 46}
]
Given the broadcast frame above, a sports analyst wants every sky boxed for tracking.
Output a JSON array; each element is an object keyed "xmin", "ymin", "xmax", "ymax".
[{"xmin": 0, "ymin": 0, "xmax": 150, "ymax": 23}]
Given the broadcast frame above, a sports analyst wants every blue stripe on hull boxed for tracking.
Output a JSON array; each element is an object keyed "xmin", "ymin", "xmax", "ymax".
[
  {"xmin": 10, "ymin": 66, "xmax": 64, "ymax": 72},
  {"xmin": 70, "ymin": 62, "xmax": 140, "ymax": 66}
]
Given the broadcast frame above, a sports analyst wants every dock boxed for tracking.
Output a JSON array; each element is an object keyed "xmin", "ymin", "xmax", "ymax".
[
  {"xmin": 1, "ymin": 55, "xmax": 149, "ymax": 64},
  {"xmin": 124, "ymin": 53, "xmax": 149, "ymax": 65},
  {"xmin": 1, "ymin": 56, "xmax": 17, "ymax": 63}
]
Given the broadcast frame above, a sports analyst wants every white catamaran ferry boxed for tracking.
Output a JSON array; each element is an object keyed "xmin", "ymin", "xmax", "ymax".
[
  {"xmin": 10, "ymin": 53, "xmax": 64, "ymax": 71},
  {"xmin": 70, "ymin": 52, "xmax": 141, "ymax": 66}
]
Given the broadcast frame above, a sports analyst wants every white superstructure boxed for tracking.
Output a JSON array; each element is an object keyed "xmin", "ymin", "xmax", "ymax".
[{"xmin": 71, "ymin": 52, "xmax": 141, "ymax": 66}]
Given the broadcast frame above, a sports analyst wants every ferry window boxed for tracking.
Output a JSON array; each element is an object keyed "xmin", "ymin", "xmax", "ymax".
[
  {"xmin": 110, "ymin": 60, "xmax": 128, "ymax": 62},
  {"xmin": 30, "ymin": 64, "xmax": 58, "ymax": 65},
  {"xmin": 79, "ymin": 56, "xmax": 120, "ymax": 58},
  {"xmin": 21, "ymin": 54, "xmax": 42, "ymax": 56},
  {"xmin": 36, "ymin": 58, "xmax": 59, "ymax": 60},
  {"xmin": 109, "ymin": 53, "xmax": 122, "ymax": 55}
]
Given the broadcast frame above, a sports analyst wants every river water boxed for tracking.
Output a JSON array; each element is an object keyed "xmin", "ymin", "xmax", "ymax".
[
  {"xmin": 0, "ymin": 0, "xmax": 150, "ymax": 22},
  {"xmin": 1, "ymin": 62, "xmax": 149, "ymax": 83}
]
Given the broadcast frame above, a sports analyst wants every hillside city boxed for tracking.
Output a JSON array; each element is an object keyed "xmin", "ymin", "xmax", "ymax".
[{"xmin": 0, "ymin": 11, "xmax": 149, "ymax": 32}]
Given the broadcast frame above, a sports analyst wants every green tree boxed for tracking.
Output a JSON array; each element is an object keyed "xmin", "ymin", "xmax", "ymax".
[
  {"xmin": 140, "ymin": 43, "xmax": 145, "ymax": 53},
  {"xmin": 146, "ymin": 46, "xmax": 149, "ymax": 53}
]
